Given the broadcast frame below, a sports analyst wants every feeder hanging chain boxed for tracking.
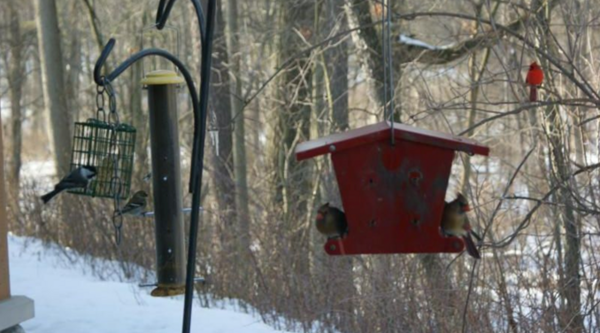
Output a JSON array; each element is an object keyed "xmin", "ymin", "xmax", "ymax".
[
  {"xmin": 104, "ymin": 78, "xmax": 120, "ymax": 125},
  {"xmin": 111, "ymin": 179, "xmax": 124, "ymax": 245},
  {"xmin": 96, "ymin": 81, "xmax": 107, "ymax": 123},
  {"xmin": 103, "ymin": 78, "xmax": 125, "ymax": 245}
]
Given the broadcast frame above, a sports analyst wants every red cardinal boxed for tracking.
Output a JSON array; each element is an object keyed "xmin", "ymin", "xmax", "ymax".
[{"xmin": 526, "ymin": 62, "xmax": 544, "ymax": 102}]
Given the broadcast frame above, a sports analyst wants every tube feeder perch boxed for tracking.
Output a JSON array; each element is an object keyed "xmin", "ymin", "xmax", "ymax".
[
  {"xmin": 142, "ymin": 70, "xmax": 187, "ymax": 296},
  {"xmin": 295, "ymin": 121, "xmax": 490, "ymax": 255}
]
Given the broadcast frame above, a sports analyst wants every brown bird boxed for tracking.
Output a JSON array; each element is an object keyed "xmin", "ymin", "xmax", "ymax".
[
  {"xmin": 315, "ymin": 203, "xmax": 348, "ymax": 239},
  {"xmin": 441, "ymin": 193, "xmax": 481, "ymax": 259},
  {"xmin": 114, "ymin": 190, "xmax": 148, "ymax": 217}
]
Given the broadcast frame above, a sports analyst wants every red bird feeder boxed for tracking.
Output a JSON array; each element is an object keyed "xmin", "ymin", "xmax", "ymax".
[{"xmin": 296, "ymin": 122, "xmax": 489, "ymax": 255}]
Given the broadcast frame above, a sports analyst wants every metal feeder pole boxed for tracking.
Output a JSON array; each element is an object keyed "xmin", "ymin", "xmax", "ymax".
[{"xmin": 141, "ymin": 70, "xmax": 186, "ymax": 297}]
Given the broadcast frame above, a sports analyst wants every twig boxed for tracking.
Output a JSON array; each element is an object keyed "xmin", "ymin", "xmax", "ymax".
[
  {"xmin": 481, "ymin": 144, "xmax": 537, "ymax": 242},
  {"xmin": 489, "ymin": 162, "xmax": 600, "ymax": 248},
  {"xmin": 462, "ymin": 260, "xmax": 479, "ymax": 333}
]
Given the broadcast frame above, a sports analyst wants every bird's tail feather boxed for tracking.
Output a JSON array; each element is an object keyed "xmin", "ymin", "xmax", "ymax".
[
  {"xmin": 530, "ymin": 86, "xmax": 538, "ymax": 102},
  {"xmin": 41, "ymin": 188, "xmax": 61, "ymax": 204},
  {"xmin": 463, "ymin": 234, "xmax": 481, "ymax": 259},
  {"xmin": 470, "ymin": 230, "xmax": 483, "ymax": 242}
]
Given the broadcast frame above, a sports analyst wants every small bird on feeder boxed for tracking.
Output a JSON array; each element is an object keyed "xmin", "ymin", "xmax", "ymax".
[
  {"xmin": 526, "ymin": 62, "xmax": 544, "ymax": 102},
  {"xmin": 115, "ymin": 190, "xmax": 148, "ymax": 217},
  {"xmin": 441, "ymin": 193, "xmax": 481, "ymax": 259},
  {"xmin": 315, "ymin": 203, "xmax": 348, "ymax": 239},
  {"xmin": 41, "ymin": 166, "xmax": 98, "ymax": 204}
]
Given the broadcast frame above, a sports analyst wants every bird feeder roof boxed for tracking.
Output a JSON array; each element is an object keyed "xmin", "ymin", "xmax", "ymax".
[{"xmin": 296, "ymin": 121, "xmax": 489, "ymax": 160}]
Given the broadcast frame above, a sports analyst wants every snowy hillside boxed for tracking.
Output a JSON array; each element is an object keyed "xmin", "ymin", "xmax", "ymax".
[{"xmin": 8, "ymin": 234, "xmax": 292, "ymax": 333}]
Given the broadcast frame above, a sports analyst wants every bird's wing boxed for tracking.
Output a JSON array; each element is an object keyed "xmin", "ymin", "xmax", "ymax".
[
  {"xmin": 55, "ymin": 179, "xmax": 84, "ymax": 191},
  {"xmin": 61, "ymin": 170, "xmax": 88, "ymax": 184},
  {"xmin": 121, "ymin": 202, "xmax": 144, "ymax": 213}
]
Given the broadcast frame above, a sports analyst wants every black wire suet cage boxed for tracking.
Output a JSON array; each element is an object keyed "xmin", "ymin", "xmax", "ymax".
[{"xmin": 68, "ymin": 118, "xmax": 136, "ymax": 199}]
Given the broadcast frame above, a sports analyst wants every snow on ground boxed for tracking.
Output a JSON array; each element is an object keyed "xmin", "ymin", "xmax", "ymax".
[{"xmin": 8, "ymin": 234, "xmax": 292, "ymax": 333}]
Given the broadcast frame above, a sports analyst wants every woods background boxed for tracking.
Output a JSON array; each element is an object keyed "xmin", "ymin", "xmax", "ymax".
[{"xmin": 1, "ymin": 0, "xmax": 599, "ymax": 332}]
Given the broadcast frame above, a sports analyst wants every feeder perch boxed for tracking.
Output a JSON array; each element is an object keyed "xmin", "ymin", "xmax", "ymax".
[
  {"xmin": 295, "ymin": 121, "xmax": 489, "ymax": 255},
  {"xmin": 69, "ymin": 119, "xmax": 136, "ymax": 199}
]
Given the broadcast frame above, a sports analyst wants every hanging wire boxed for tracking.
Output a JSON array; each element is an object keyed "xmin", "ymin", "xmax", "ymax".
[
  {"xmin": 381, "ymin": 0, "xmax": 388, "ymax": 126},
  {"xmin": 387, "ymin": 0, "xmax": 396, "ymax": 144},
  {"xmin": 383, "ymin": 0, "xmax": 396, "ymax": 145},
  {"xmin": 104, "ymin": 78, "xmax": 125, "ymax": 245},
  {"xmin": 93, "ymin": 82, "xmax": 107, "ymax": 168}
]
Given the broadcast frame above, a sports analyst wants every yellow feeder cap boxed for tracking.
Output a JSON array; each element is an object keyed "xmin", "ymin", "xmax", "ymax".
[{"xmin": 141, "ymin": 70, "xmax": 184, "ymax": 85}]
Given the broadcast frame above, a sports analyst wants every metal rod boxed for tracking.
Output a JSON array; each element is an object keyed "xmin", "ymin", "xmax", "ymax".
[
  {"xmin": 386, "ymin": 0, "xmax": 396, "ymax": 145},
  {"xmin": 182, "ymin": 1, "xmax": 216, "ymax": 332},
  {"xmin": 381, "ymin": 0, "xmax": 388, "ymax": 122},
  {"xmin": 140, "ymin": 206, "xmax": 203, "ymax": 218},
  {"xmin": 139, "ymin": 277, "xmax": 205, "ymax": 288}
]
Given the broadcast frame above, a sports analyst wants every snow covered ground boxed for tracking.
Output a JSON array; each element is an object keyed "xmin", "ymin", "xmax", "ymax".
[{"xmin": 8, "ymin": 234, "xmax": 292, "ymax": 333}]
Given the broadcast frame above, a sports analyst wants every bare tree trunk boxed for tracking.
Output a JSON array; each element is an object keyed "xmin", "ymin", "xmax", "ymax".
[
  {"xmin": 271, "ymin": 0, "xmax": 315, "ymax": 286},
  {"xmin": 460, "ymin": 2, "xmax": 499, "ymax": 192},
  {"xmin": 6, "ymin": 1, "xmax": 24, "ymax": 212},
  {"xmin": 326, "ymin": 0, "xmax": 349, "ymax": 132},
  {"xmin": 35, "ymin": 0, "xmax": 72, "ymax": 176},
  {"xmin": 345, "ymin": 0, "xmax": 385, "ymax": 109},
  {"xmin": 130, "ymin": 16, "xmax": 148, "ymax": 184},
  {"xmin": 82, "ymin": 0, "xmax": 105, "ymax": 53},
  {"xmin": 64, "ymin": 2, "xmax": 82, "ymax": 121},
  {"xmin": 546, "ymin": 105, "xmax": 582, "ymax": 333},
  {"xmin": 226, "ymin": 0, "xmax": 251, "ymax": 253},
  {"xmin": 323, "ymin": 1, "xmax": 355, "ymax": 331},
  {"xmin": 210, "ymin": 0, "xmax": 237, "ymax": 235},
  {"xmin": 532, "ymin": 1, "xmax": 583, "ymax": 330},
  {"xmin": 31, "ymin": 50, "xmax": 47, "ymax": 138}
]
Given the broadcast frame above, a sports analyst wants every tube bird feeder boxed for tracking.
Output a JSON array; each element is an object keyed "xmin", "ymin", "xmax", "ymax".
[{"xmin": 142, "ymin": 70, "xmax": 186, "ymax": 296}]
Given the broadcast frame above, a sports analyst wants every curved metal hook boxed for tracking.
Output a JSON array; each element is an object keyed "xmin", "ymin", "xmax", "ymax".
[
  {"xmin": 93, "ymin": 39, "xmax": 115, "ymax": 85},
  {"xmin": 155, "ymin": 0, "xmax": 177, "ymax": 30},
  {"xmin": 156, "ymin": 0, "xmax": 167, "ymax": 25},
  {"xmin": 93, "ymin": 38, "xmax": 202, "ymax": 193},
  {"xmin": 155, "ymin": 0, "xmax": 205, "ymax": 45}
]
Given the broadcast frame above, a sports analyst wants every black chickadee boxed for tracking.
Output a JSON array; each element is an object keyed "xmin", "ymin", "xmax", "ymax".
[{"xmin": 41, "ymin": 166, "xmax": 97, "ymax": 204}]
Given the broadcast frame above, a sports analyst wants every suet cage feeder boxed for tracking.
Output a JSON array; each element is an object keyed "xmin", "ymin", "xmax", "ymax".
[
  {"xmin": 296, "ymin": 121, "xmax": 489, "ymax": 255},
  {"xmin": 69, "ymin": 118, "xmax": 136, "ymax": 199}
]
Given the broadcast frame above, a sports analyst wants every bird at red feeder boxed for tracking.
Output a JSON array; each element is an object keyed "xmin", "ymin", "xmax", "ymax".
[
  {"xmin": 315, "ymin": 203, "xmax": 348, "ymax": 239},
  {"xmin": 441, "ymin": 193, "xmax": 481, "ymax": 259},
  {"xmin": 526, "ymin": 62, "xmax": 544, "ymax": 102}
]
